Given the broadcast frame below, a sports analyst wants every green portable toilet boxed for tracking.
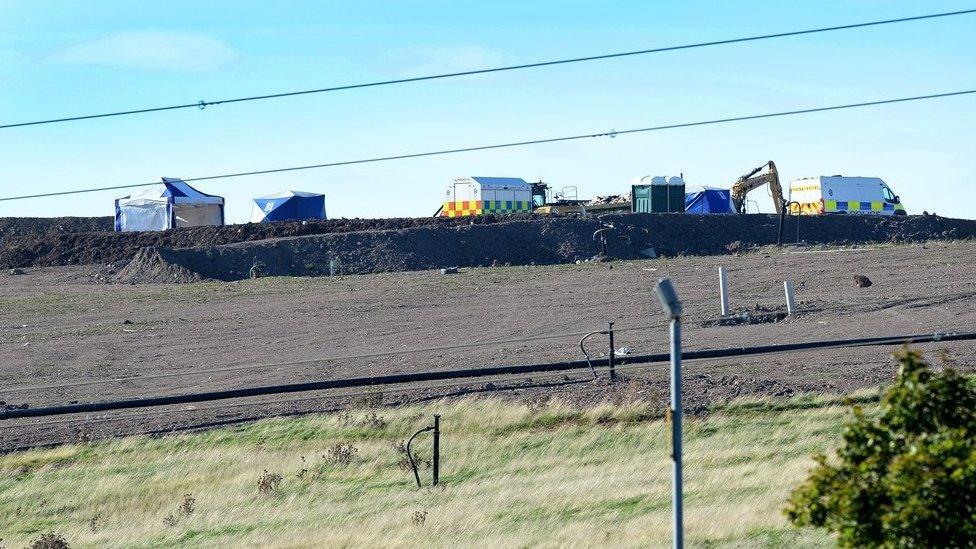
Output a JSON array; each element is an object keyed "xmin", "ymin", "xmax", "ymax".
[
  {"xmin": 631, "ymin": 176, "xmax": 685, "ymax": 213},
  {"xmin": 631, "ymin": 184, "xmax": 651, "ymax": 213},
  {"xmin": 668, "ymin": 177, "xmax": 686, "ymax": 212}
]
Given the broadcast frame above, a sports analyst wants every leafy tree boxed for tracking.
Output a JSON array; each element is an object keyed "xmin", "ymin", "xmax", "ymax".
[{"xmin": 785, "ymin": 350, "xmax": 976, "ymax": 547}]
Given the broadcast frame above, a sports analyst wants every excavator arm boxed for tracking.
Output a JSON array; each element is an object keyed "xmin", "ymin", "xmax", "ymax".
[{"xmin": 730, "ymin": 160, "xmax": 785, "ymax": 214}]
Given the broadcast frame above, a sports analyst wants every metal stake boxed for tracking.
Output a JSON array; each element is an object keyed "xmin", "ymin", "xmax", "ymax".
[
  {"xmin": 778, "ymin": 200, "xmax": 799, "ymax": 245},
  {"xmin": 432, "ymin": 414, "xmax": 440, "ymax": 486},
  {"xmin": 608, "ymin": 322, "xmax": 616, "ymax": 381}
]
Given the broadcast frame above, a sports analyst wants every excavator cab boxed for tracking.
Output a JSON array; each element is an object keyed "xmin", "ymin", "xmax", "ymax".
[{"xmin": 531, "ymin": 181, "xmax": 550, "ymax": 208}]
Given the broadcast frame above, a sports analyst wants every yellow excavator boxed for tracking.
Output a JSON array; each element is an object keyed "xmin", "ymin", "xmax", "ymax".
[{"xmin": 730, "ymin": 161, "xmax": 785, "ymax": 214}]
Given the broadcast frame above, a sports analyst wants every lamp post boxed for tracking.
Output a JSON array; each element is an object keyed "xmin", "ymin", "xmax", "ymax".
[{"xmin": 655, "ymin": 278, "xmax": 684, "ymax": 549}]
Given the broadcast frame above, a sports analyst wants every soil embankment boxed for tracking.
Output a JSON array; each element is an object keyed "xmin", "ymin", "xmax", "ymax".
[
  {"xmin": 118, "ymin": 213, "xmax": 976, "ymax": 282},
  {"xmin": 0, "ymin": 216, "xmax": 113, "ymax": 244},
  {"xmin": 2, "ymin": 213, "xmax": 974, "ymax": 281},
  {"xmin": 0, "ymin": 215, "xmax": 531, "ymax": 267}
]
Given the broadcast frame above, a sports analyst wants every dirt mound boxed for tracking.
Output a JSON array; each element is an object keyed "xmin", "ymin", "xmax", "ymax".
[
  {"xmin": 113, "ymin": 213, "xmax": 976, "ymax": 282},
  {"xmin": 121, "ymin": 217, "xmax": 605, "ymax": 281},
  {"xmin": 114, "ymin": 247, "xmax": 205, "ymax": 284},
  {"xmin": 0, "ymin": 215, "xmax": 538, "ymax": 268},
  {"xmin": 3, "ymin": 213, "xmax": 975, "ymax": 277},
  {"xmin": 0, "ymin": 216, "xmax": 113, "ymax": 244}
]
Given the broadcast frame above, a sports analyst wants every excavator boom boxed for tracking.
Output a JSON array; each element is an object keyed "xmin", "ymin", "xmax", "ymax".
[{"xmin": 730, "ymin": 160, "xmax": 784, "ymax": 214}]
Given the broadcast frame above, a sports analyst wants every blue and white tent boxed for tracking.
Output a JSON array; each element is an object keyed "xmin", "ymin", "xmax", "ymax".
[
  {"xmin": 684, "ymin": 186, "xmax": 735, "ymax": 214},
  {"xmin": 115, "ymin": 177, "xmax": 225, "ymax": 232},
  {"xmin": 250, "ymin": 191, "xmax": 327, "ymax": 223}
]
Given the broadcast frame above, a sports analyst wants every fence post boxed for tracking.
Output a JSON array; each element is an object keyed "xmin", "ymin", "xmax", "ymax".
[
  {"xmin": 655, "ymin": 278, "xmax": 684, "ymax": 549},
  {"xmin": 718, "ymin": 266, "xmax": 730, "ymax": 317},
  {"xmin": 432, "ymin": 414, "xmax": 440, "ymax": 486},
  {"xmin": 784, "ymin": 280, "xmax": 796, "ymax": 315},
  {"xmin": 608, "ymin": 322, "xmax": 616, "ymax": 381}
]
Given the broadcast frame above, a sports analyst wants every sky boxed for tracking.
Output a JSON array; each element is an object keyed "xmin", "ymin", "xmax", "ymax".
[{"xmin": 1, "ymin": 0, "xmax": 974, "ymax": 222}]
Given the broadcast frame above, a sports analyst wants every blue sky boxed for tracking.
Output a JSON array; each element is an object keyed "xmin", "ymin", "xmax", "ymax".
[{"xmin": 1, "ymin": 1, "xmax": 973, "ymax": 221}]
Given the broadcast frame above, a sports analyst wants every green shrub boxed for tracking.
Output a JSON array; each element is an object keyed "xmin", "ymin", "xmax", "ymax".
[{"xmin": 785, "ymin": 350, "xmax": 976, "ymax": 547}]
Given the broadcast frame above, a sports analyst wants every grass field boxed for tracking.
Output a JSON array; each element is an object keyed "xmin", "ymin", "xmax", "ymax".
[{"xmin": 0, "ymin": 394, "xmax": 860, "ymax": 548}]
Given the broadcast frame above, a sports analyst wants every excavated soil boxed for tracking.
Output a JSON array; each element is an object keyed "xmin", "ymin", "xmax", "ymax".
[
  {"xmin": 1, "ymin": 240, "xmax": 974, "ymax": 450},
  {"xmin": 0, "ymin": 215, "xmax": 535, "ymax": 268},
  {"xmin": 115, "ymin": 213, "xmax": 976, "ymax": 282},
  {"xmin": 0, "ymin": 216, "xmax": 113, "ymax": 244},
  {"xmin": 2, "ymin": 214, "xmax": 974, "ymax": 279}
]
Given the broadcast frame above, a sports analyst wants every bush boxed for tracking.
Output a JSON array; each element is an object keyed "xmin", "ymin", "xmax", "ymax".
[
  {"xmin": 28, "ymin": 533, "xmax": 70, "ymax": 549},
  {"xmin": 785, "ymin": 350, "xmax": 976, "ymax": 547}
]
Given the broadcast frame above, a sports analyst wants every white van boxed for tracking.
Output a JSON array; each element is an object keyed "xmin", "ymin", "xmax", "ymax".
[{"xmin": 788, "ymin": 176, "xmax": 906, "ymax": 216}]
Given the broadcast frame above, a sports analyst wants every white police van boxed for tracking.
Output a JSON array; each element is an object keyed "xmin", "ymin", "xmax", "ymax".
[{"xmin": 789, "ymin": 176, "xmax": 906, "ymax": 216}]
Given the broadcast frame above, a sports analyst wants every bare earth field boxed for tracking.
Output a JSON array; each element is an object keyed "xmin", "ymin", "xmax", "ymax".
[{"xmin": 1, "ymin": 240, "xmax": 974, "ymax": 451}]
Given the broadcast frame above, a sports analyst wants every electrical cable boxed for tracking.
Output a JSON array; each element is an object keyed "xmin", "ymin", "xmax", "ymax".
[
  {"xmin": 406, "ymin": 424, "xmax": 435, "ymax": 488},
  {"xmin": 579, "ymin": 331, "xmax": 606, "ymax": 380},
  {"xmin": 3, "ymin": 329, "xmax": 972, "ymax": 420},
  {"xmin": 9, "ymin": 329, "xmax": 970, "ymax": 432},
  {"xmin": 0, "ymin": 323, "xmax": 656, "ymax": 395},
  {"xmin": 10, "ymin": 368, "xmax": 595, "ymax": 429},
  {"xmin": 2, "ymin": 8, "xmax": 972, "ymax": 130},
  {"xmin": 1, "ymin": 88, "xmax": 973, "ymax": 203}
]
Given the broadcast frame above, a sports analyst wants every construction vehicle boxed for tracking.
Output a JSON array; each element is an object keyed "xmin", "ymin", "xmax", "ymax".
[
  {"xmin": 530, "ymin": 182, "xmax": 631, "ymax": 215},
  {"xmin": 730, "ymin": 161, "xmax": 785, "ymax": 214},
  {"xmin": 788, "ymin": 176, "xmax": 906, "ymax": 215},
  {"xmin": 437, "ymin": 177, "xmax": 631, "ymax": 217},
  {"xmin": 530, "ymin": 182, "xmax": 584, "ymax": 213}
]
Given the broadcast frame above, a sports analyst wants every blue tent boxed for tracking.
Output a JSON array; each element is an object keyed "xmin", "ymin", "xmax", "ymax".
[
  {"xmin": 250, "ymin": 191, "xmax": 327, "ymax": 223},
  {"xmin": 684, "ymin": 186, "xmax": 735, "ymax": 214},
  {"xmin": 115, "ymin": 177, "xmax": 224, "ymax": 232}
]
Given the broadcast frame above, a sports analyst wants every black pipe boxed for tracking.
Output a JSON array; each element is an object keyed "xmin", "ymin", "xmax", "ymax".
[
  {"xmin": 406, "ymin": 425, "xmax": 433, "ymax": 488},
  {"xmin": 2, "ymin": 331, "xmax": 973, "ymax": 420},
  {"xmin": 432, "ymin": 415, "xmax": 440, "ymax": 487}
]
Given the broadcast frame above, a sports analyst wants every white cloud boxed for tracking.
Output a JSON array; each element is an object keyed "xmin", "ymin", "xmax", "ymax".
[
  {"xmin": 386, "ymin": 44, "xmax": 507, "ymax": 78},
  {"xmin": 47, "ymin": 31, "xmax": 239, "ymax": 72}
]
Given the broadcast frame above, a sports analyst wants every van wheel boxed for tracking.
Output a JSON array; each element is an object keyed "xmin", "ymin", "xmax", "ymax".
[{"xmin": 894, "ymin": 210, "xmax": 907, "ymax": 216}]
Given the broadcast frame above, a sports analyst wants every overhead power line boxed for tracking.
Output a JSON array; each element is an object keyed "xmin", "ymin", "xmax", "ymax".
[
  {"xmin": 1, "ymin": 88, "xmax": 973, "ymax": 203},
  {"xmin": 1, "ymin": 8, "xmax": 974, "ymax": 130}
]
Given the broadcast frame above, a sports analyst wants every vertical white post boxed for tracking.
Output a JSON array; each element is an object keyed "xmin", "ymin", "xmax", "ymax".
[
  {"xmin": 784, "ymin": 280, "xmax": 796, "ymax": 315},
  {"xmin": 719, "ymin": 267, "xmax": 730, "ymax": 317}
]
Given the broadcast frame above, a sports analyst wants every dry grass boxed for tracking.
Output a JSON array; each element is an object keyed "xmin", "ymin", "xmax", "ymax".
[{"xmin": 0, "ymin": 396, "xmax": 844, "ymax": 547}]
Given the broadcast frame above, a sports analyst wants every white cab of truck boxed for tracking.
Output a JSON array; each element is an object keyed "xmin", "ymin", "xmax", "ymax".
[{"xmin": 788, "ymin": 176, "xmax": 907, "ymax": 216}]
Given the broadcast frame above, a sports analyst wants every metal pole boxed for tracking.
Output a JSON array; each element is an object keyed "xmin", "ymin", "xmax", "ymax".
[
  {"xmin": 670, "ymin": 317, "xmax": 684, "ymax": 549},
  {"xmin": 784, "ymin": 280, "xmax": 796, "ymax": 315},
  {"xmin": 608, "ymin": 322, "xmax": 616, "ymax": 381},
  {"xmin": 432, "ymin": 415, "xmax": 440, "ymax": 486},
  {"xmin": 777, "ymin": 207, "xmax": 787, "ymax": 246},
  {"xmin": 718, "ymin": 267, "xmax": 730, "ymax": 317},
  {"xmin": 654, "ymin": 278, "xmax": 684, "ymax": 549}
]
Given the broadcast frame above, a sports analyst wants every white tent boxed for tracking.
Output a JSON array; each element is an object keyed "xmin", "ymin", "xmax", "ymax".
[{"xmin": 114, "ymin": 178, "xmax": 225, "ymax": 232}]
